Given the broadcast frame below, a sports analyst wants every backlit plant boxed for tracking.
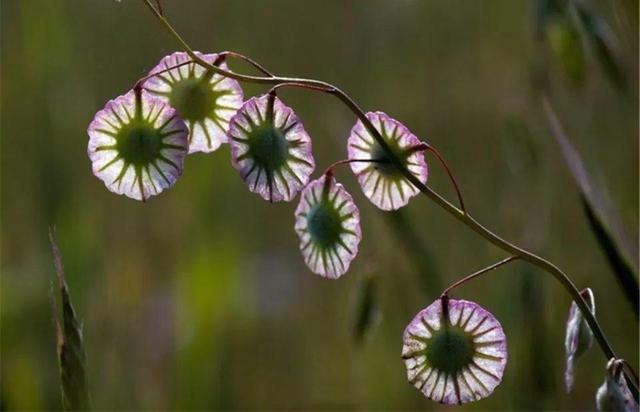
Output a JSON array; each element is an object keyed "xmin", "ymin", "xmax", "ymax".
[
  {"xmin": 402, "ymin": 296, "xmax": 507, "ymax": 404},
  {"xmin": 229, "ymin": 93, "xmax": 315, "ymax": 202},
  {"xmin": 86, "ymin": 1, "xmax": 639, "ymax": 408},
  {"xmin": 144, "ymin": 51, "xmax": 244, "ymax": 154},
  {"xmin": 87, "ymin": 88, "xmax": 189, "ymax": 201}
]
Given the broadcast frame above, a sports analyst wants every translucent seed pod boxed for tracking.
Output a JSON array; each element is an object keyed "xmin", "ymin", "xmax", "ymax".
[
  {"xmin": 294, "ymin": 174, "xmax": 361, "ymax": 279},
  {"xmin": 87, "ymin": 89, "xmax": 188, "ymax": 201},
  {"xmin": 144, "ymin": 51, "xmax": 244, "ymax": 153},
  {"xmin": 402, "ymin": 297, "xmax": 507, "ymax": 404},
  {"xmin": 228, "ymin": 94, "xmax": 315, "ymax": 202},
  {"xmin": 348, "ymin": 111, "xmax": 428, "ymax": 210}
]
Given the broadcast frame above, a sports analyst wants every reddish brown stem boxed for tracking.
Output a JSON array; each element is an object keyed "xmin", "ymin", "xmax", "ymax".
[
  {"xmin": 268, "ymin": 81, "xmax": 334, "ymax": 95},
  {"xmin": 219, "ymin": 51, "xmax": 275, "ymax": 77},
  {"xmin": 426, "ymin": 145, "xmax": 466, "ymax": 213},
  {"xmin": 322, "ymin": 158, "xmax": 384, "ymax": 178},
  {"xmin": 154, "ymin": 0, "xmax": 163, "ymax": 16},
  {"xmin": 441, "ymin": 256, "xmax": 518, "ymax": 296},
  {"xmin": 133, "ymin": 60, "xmax": 194, "ymax": 90}
]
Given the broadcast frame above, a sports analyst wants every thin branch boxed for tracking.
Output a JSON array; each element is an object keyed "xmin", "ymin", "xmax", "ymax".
[
  {"xmin": 154, "ymin": 0, "xmax": 163, "ymax": 16},
  {"xmin": 441, "ymin": 256, "xmax": 518, "ymax": 296},
  {"xmin": 268, "ymin": 81, "xmax": 335, "ymax": 95},
  {"xmin": 322, "ymin": 158, "xmax": 384, "ymax": 177},
  {"xmin": 425, "ymin": 145, "xmax": 466, "ymax": 213},
  {"xmin": 133, "ymin": 59, "xmax": 194, "ymax": 90},
  {"xmin": 142, "ymin": 0, "xmax": 160, "ymax": 17},
  {"xmin": 219, "ymin": 51, "xmax": 275, "ymax": 77}
]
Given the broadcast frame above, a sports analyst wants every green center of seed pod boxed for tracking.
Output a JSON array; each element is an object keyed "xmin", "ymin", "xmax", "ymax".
[
  {"xmin": 371, "ymin": 141, "xmax": 406, "ymax": 177},
  {"xmin": 169, "ymin": 78, "xmax": 219, "ymax": 121},
  {"xmin": 116, "ymin": 120, "xmax": 163, "ymax": 166},
  {"xmin": 425, "ymin": 326, "xmax": 475, "ymax": 376},
  {"xmin": 307, "ymin": 202, "xmax": 343, "ymax": 248},
  {"xmin": 247, "ymin": 126, "xmax": 289, "ymax": 171}
]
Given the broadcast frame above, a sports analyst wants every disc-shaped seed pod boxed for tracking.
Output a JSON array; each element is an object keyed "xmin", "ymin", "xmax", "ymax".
[
  {"xmin": 87, "ymin": 89, "xmax": 188, "ymax": 201},
  {"xmin": 402, "ymin": 298, "xmax": 507, "ymax": 404},
  {"xmin": 348, "ymin": 111, "xmax": 428, "ymax": 211},
  {"xmin": 228, "ymin": 94, "xmax": 315, "ymax": 202},
  {"xmin": 294, "ymin": 174, "xmax": 361, "ymax": 279},
  {"xmin": 144, "ymin": 51, "xmax": 244, "ymax": 153}
]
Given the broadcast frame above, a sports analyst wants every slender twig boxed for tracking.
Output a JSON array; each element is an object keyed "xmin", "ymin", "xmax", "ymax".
[
  {"xmin": 322, "ymin": 158, "xmax": 384, "ymax": 177},
  {"xmin": 219, "ymin": 51, "xmax": 275, "ymax": 77},
  {"xmin": 425, "ymin": 145, "xmax": 466, "ymax": 213},
  {"xmin": 133, "ymin": 59, "xmax": 194, "ymax": 90},
  {"xmin": 385, "ymin": 209, "xmax": 443, "ymax": 293},
  {"xmin": 142, "ymin": 0, "xmax": 159, "ymax": 16},
  {"xmin": 154, "ymin": 0, "xmax": 163, "ymax": 16},
  {"xmin": 268, "ymin": 81, "xmax": 335, "ymax": 95},
  {"xmin": 441, "ymin": 256, "xmax": 518, "ymax": 296},
  {"xmin": 139, "ymin": 0, "xmax": 638, "ymax": 397}
]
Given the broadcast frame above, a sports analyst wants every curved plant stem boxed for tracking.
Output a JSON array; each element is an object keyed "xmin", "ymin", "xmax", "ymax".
[
  {"xmin": 322, "ymin": 158, "xmax": 384, "ymax": 177},
  {"xmin": 218, "ymin": 51, "xmax": 275, "ymax": 77},
  {"xmin": 268, "ymin": 82, "xmax": 334, "ymax": 94},
  {"xmin": 425, "ymin": 145, "xmax": 466, "ymax": 212},
  {"xmin": 140, "ymin": 0, "xmax": 638, "ymax": 396},
  {"xmin": 441, "ymin": 256, "xmax": 518, "ymax": 296},
  {"xmin": 133, "ymin": 59, "xmax": 193, "ymax": 89}
]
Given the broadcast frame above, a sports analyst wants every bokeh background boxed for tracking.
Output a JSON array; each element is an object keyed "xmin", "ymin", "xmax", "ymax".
[{"xmin": 1, "ymin": 0, "xmax": 638, "ymax": 410}]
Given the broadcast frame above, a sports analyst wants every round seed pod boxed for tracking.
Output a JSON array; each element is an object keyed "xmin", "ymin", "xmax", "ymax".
[
  {"xmin": 144, "ymin": 51, "xmax": 244, "ymax": 154},
  {"xmin": 294, "ymin": 174, "xmax": 361, "ymax": 279},
  {"xmin": 228, "ymin": 94, "xmax": 315, "ymax": 202},
  {"xmin": 402, "ymin": 298, "xmax": 507, "ymax": 404},
  {"xmin": 87, "ymin": 89, "xmax": 188, "ymax": 201},
  {"xmin": 347, "ymin": 111, "xmax": 428, "ymax": 211}
]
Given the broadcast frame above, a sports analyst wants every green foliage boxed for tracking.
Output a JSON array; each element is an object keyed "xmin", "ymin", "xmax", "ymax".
[
  {"xmin": 581, "ymin": 196, "xmax": 639, "ymax": 316},
  {"xmin": 352, "ymin": 274, "xmax": 379, "ymax": 344},
  {"xmin": 385, "ymin": 210, "xmax": 441, "ymax": 295},
  {"xmin": 503, "ymin": 119, "xmax": 540, "ymax": 179},
  {"xmin": 545, "ymin": 18, "xmax": 586, "ymax": 85},
  {"xmin": 572, "ymin": 1, "xmax": 626, "ymax": 90},
  {"xmin": 536, "ymin": 0, "xmax": 626, "ymax": 90},
  {"xmin": 542, "ymin": 99, "xmax": 638, "ymax": 317},
  {"xmin": 49, "ymin": 229, "xmax": 91, "ymax": 411}
]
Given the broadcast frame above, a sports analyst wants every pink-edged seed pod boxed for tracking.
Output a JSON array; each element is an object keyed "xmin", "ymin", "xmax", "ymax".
[
  {"xmin": 402, "ymin": 297, "xmax": 507, "ymax": 404},
  {"xmin": 228, "ymin": 94, "xmax": 315, "ymax": 202},
  {"xmin": 144, "ymin": 51, "xmax": 243, "ymax": 154},
  {"xmin": 87, "ymin": 89, "xmax": 188, "ymax": 201},
  {"xmin": 294, "ymin": 174, "xmax": 361, "ymax": 279},
  {"xmin": 348, "ymin": 111, "xmax": 428, "ymax": 211}
]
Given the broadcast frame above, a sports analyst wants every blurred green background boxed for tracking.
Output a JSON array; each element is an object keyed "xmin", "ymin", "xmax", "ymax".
[{"xmin": 1, "ymin": 0, "xmax": 638, "ymax": 410}]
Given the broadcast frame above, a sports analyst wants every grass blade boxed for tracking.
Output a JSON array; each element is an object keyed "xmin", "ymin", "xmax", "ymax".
[
  {"xmin": 541, "ymin": 97, "xmax": 638, "ymax": 316},
  {"xmin": 352, "ymin": 273, "xmax": 379, "ymax": 345},
  {"xmin": 385, "ymin": 210, "xmax": 442, "ymax": 294},
  {"xmin": 581, "ymin": 196, "xmax": 639, "ymax": 315},
  {"xmin": 49, "ymin": 228, "xmax": 91, "ymax": 411},
  {"xmin": 572, "ymin": 1, "xmax": 626, "ymax": 91}
]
